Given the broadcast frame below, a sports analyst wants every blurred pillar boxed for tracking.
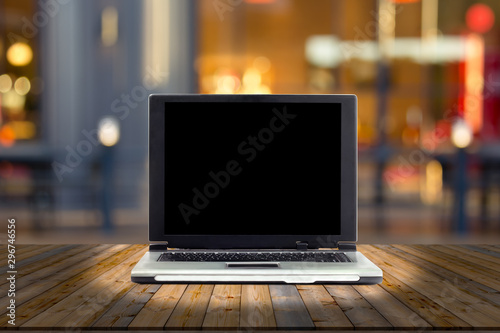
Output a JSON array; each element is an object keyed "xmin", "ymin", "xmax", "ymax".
[
  {"xmin": 373, "ymin": 0, "xmax": 395, "ymax": 230},
  {"xmin": 454, "ymin": 148, "xmax": 468, "ymax": 234}
]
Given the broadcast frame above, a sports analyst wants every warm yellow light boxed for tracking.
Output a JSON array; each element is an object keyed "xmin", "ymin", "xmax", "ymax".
[
  {"xmin": 1, "ymin": 90, "xmax": 25, "ymax": 110},
  {"xmin": 421, "ymin": 160, "xmax": 442, "ymax": 205},
  {"xmin": 216, "ymin": 75, "xmax": 240, "ymax": 94},
  {"xmin": 9, "ymin": 121, "xmax": 36, "ymax": 139},
  {"xmin": 253, "ymin": 56, "xmax": 271, "ymax": 73},
  {"xmin": 451, "ymin": 120, "xmax": 473, "ymax": 148},
  {"xmin": 242, "ymin": 68, "xmax": 261, "ymax": 88},
  {"xmin": 98, "ymin": 116, "xmax": 120, "ymax": 147},
  {"xmin": 101, "ymin": 6, "xmax": 119, "ymax": 47},
  {"xmin": 14, "ymin": 77, "xmax": 31, "ymax": 96},
  {"xmin": 6, "ymin": 43, "xmax": 33, "ymax": 67},
  {"xmin": 0, "ymin": 74, "xmax": 12, "ymax": 93}
]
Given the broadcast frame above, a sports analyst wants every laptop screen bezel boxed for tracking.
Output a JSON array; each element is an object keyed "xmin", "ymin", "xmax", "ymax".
[{"xmin": 149, "ymin": 94, "xmax": 357, "ymax": 249}]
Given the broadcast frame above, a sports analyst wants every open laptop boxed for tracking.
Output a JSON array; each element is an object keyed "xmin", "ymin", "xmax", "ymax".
[{"xmin": 131, "ymin": 94, "xmax": 383, "ymax": 284}]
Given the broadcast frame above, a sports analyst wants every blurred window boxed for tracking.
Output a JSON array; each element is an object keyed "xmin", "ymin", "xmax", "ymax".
[{"xmin": 0, "ymin": 0, "xmax": 40, "ymax": 147}]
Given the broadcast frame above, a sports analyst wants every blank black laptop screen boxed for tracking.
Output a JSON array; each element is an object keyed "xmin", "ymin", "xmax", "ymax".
[{"xmin": 164, "ymin": 102, "xmax": 341, "ymax": 235}]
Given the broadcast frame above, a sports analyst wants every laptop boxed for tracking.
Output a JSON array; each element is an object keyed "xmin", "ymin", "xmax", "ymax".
[{"xmin": 131, "ymin": 94, "xmax": 383, "ymax": 284}]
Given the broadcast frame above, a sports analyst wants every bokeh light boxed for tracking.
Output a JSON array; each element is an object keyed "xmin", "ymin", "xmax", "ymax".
[
  {"xmin": 6, "ymin": 42, "xmax": 33, "ymax": 67},
  {"xmin": 466, "ymin": 3, "xmax": 495, "ymax": 33}
]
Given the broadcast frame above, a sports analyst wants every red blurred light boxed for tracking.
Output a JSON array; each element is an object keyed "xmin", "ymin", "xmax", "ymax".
[{"xmin": 466, "ymin": 3, "xmax": 495, "ymax": 34}]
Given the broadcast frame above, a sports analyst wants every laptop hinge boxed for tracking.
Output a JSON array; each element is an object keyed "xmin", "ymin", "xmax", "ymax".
[
  {"xmin": 149, "ymin": 243, "xmax": 168, "ymax": 251},
  {"xmin": 338, "ymin": 243, "xmax": 357, "ymax": 251},
  {"xmin": 296, "ymin": 241, "xmax": 308, "ymax": 250}
]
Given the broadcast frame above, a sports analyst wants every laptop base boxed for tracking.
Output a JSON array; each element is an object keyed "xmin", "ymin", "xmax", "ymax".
[{"xmin": 131, "ymin": 249, "xmax": 383, "ymax": 284}]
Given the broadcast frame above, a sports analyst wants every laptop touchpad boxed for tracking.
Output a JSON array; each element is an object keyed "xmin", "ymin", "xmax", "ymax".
[{"xmin": 226, "ymin": 263, "xmax": 280, "ymax": 268}]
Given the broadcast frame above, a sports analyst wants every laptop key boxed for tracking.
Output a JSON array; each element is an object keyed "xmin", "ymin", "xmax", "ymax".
[{"xmin": 158, "ymin": 251, "xmax": 352, "ymax": 263}]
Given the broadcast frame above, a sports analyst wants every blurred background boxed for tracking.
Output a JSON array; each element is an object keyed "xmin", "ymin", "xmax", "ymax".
[{"xmin": 1, "ymin": 0, "xmax": 500, "ymax": 244}]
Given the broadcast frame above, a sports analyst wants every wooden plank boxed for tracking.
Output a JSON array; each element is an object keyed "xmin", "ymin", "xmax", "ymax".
[
  {"xmin": 91, "ymin": 283, "xmax": 161, "ymax": 328},
  {"xmin": 359, "ymin": 245, "xmax": 472, "ymax": 329},
  {"xmin": 202, "ymin": 284, "xmax": 241, "ymax": 329},
  {"xmin": 55, "ymin": 271, "xmax": 138, "ymax": 328},
  {"xmin": 460, "ymin": 245, "xmax": 500, "ymax": 259},
  {"xmin": 0, "ymin": 244, "xmax": 132, "ymax": 322},
  {"xmin": 0, "ymin": 245, "xmax": 76, "ymax": 272},
  {"xmin": 296, "ymin": 284, "xmax": 353, "ymax": 329},
  {"xmin": 240, "ymin": 285, "xmax": 276, "ymax": 329},
  {"xmin": 375, "ymin": 270, "xmax": 470, "ymax": 328},
  {"xmin": 19, "ymin": 245, "xmax": 147, "ymax": 328},
  {"xmin": 0, "ymin": 245, "xmax": 128, "ymax": 324},
  {"xmin": 269, "ymin": 285, "xmax": 314, "ymax": 329},
  {"xmin": 432, "ymin": 245, "xmax": 500, "ymax": 270},
  {"xmin": 477, "ymin": 244, "xmax": 500, "ymax": 253},
  {"xmin": 324, "ymin": 285, "xmax": 392, "ymax": 329},
  {"xmin": 393, "ymin": 244, "xmax": 500, "ymax": 294},
  {"xmin": 0, "ymin": 244, "xmax": 107, "ymax": 290},
  {"xmin": 14, "ymin": 245, "xmax": 72, "ymax": 264},
  {"xmin": 164, "ymin": 284, "xmax": 214, "ymax": 329},
  {"xmin": 353, "ymin": 284, "xmax": 431, "ymax": 329},
  {"xmin": 0, "ymin": 245, "xmax": 40, "ymax": 258},
  {"xmin": 384, "ymin": 244, "xmax": 500, "ymax": 306},
  {"xmin": 363, "ymin": 245, "xmax": 500, "ymax": 328},
  {"xmin": 128, "ymin": 284, "xmax": 187, "ymax": 329}
]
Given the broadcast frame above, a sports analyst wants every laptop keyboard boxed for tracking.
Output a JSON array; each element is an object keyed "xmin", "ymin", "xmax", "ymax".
[{"xmin": 158, "ymin": 251, "xmax": 352, "ymax": 263}]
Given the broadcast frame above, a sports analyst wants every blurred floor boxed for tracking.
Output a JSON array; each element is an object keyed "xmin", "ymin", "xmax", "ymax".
[{"xmin": 1, "ymin": 204, "xmax": 498, "ymax": 244}]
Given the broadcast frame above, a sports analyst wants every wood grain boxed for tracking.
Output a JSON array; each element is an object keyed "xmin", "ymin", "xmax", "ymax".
[
  {"xmin": 364, "ymin": 244, "xmax": 500, "ymax": 328},
  {"xmin": 128, "ymin": 284, "xmax": 187, "ymax": 328},
  {"xmin": 296, "ymin": 284, "xmax": 353, "ymax": 329},
  {"xmin": 240, "ymin": 285, "xmax": 276, "ymax": 329},
  {"xmin": 164, "ymin": 284, "xmax": 214, "ymax": 329},
  {"xmin": 203, "ymin": 284, "xmax": 241, "ymax": 329},
  {"xmin": 269, "ymin": 284, "xmax": 315, "ymax": 329},
  {"xmin": 324, "ymin": 285, "xmax": 392, "ymax": 328},
  {"xmin": 0, "ymin": 244, "xmax": 498, "ymax": 331}
]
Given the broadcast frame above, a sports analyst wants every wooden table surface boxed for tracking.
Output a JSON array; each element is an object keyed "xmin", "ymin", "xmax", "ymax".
[{"xmin": 1, "ymin": 244, "xmax": 500, "ymax": 331}]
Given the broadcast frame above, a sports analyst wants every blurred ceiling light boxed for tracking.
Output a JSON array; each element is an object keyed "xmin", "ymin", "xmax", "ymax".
[
  {"xmin": 253, "ymin": 56, "xmax": 271, "ymax": 73},
  {"xmin": 101, "ymin": 6, "xmax": 119, "ymax": 47},
  {"xmin": 451, "ymin": 120, "xmax": 473, "ymax": 148},
  {"xmin": 305, "ymin": 35, "xmax": 342, "ymax": 68},
  {"xmin": 466, "ymin": 3, "xmax": 495, "ymax": 34},
  {"xmin": 14, "ymin": 77, "xmax": 31, "ymax": 96},
  {"xmin": 0, "ymin": 74, "xmax": 12, "ymax": 93},
  {"xmin": 6, "ymin": 42, "xmax": 33, "ymax": 67},
  {"xmin": 98, "ymin": 116, "xmax": 120, "ymax": 147},
  {"xmin": 307, "ymin": 35, "xmax": 464, "ymax": 64}
]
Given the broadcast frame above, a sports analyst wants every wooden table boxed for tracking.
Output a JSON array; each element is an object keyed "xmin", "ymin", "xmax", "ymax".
[{"xmin": 1, "ymin": 244, "xmax": 500, "ymax": 331}]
